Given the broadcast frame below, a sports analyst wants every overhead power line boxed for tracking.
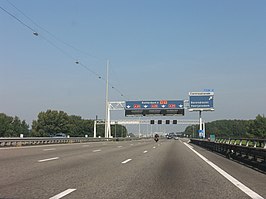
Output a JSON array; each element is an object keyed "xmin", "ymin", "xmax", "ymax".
[
  {"xmin": 1, "ymin": 2, "xmax": 127, "ymax": 99},
  {"xmin": 6, "ymin": 0, "xmax": 104, "ymax": 62},
  {"xmin": 0, "ymin": 5, "xmax": 38, "ymax": 35}
]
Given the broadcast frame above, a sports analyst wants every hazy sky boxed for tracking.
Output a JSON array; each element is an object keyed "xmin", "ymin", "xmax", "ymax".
[{"xmin": 1, "ymin": 0, "xmax": 266, "ymax": 130}]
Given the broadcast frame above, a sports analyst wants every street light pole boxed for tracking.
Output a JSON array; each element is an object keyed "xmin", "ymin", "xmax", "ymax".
[{"xmin": 105, "ymin": 60, "xmax": 110, "ymax": 138}]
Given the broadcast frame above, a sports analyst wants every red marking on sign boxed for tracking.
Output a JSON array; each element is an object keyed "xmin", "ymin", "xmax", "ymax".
[
  {"xmin": 151, "ymin": 104, "xmax": 158, "ymax": 108},
  {"xmin": 168, "ymin": 104, "xmax": 176, "ymax": 108},
  {"xmin": 134, "ymin": 104, "xmax": 141, "ymax": 108},
  {"xmin": 160, "ymin": 100, "xmax": 168, "ymax": 105}
]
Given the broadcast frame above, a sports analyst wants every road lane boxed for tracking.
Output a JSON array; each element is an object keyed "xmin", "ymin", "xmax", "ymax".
[
  {"xmin": 97, "ymin": 139, "xmax": 249, "ymax": 199},
  {"xmin": 184, "ymin": 142, "xmax": 263, "ymax": 199},
  {"xmin": 0, "ymin": 140, "xmax": 156, "ymax": 198},
  {"xmin": 188, "ymin": 139, "xmax": 266, "ymax": 198},
  {"xmin": 0, "ymin": 139, "xmax": 265, "ymax": 199}
]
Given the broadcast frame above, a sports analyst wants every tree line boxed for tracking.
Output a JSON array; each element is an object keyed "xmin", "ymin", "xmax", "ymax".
[
  {"xmin": 0, "ymin": 110, "xmax": 127, "ymax": 138},
  {"xmin": 184, "ymin": 114, "xmax": 266, "ymax": 138},
  {"xmin": 0, "ymin": 113, "xmax": 29, "ymax": 137}
]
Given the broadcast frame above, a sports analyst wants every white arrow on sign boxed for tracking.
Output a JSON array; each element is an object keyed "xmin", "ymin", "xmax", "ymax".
[
  {"xmin": 209, "ymin": 96, "xmax": 213, "ymax": 100},
  {"xmin": 127, "ymin": 105, "xmax": 131, "ymax": 108},
  {"xmin": 179, "ymin": 104, "xmax": 183, "ymax": 108},
  {"xmin": 144, "ymin": 105, "xmax": 148, "ymax": 108},
  {"xmin": 161, "ymin": 105, "xmax": 166, "ymax": 108}
]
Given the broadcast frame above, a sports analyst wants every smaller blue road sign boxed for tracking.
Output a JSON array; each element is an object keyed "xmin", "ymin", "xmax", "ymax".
[
  {"xmin": 189, "ymin": 92, "xmax": 214, "ymax": 111},
  {"xmin": 198, "ymin": 130, "xmax": 205, "ymax": 138}
]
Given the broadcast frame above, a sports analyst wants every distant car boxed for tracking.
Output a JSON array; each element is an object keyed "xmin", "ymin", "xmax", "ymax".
[
  {"xmin": 53, "ymin": 133, "xmax": 67, "ymax": 138},
  {"xmin": 166, "ymin": 135, "xmax": 173, "ymax": 139}
]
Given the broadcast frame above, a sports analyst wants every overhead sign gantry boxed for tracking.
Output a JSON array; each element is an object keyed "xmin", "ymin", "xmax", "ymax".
[
  {"xmin": 100, "ymin": 93, "xmax": 214, "ymax": 138},
  {"xmin": 125, "ymin": 100, "xmax": 184, "ymax": 116}
]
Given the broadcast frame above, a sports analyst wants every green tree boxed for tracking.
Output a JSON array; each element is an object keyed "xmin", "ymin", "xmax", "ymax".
[
  {"xmin": 11, "ymin": 116, "xmax": 29, "ymax": 137},
  {"xmin": 68, "ymin": 115, "xmax": 94, "ymax": 137},
  {"xmin": 0, "ymin": 113, "xmax": 13, "ymax": 137},
  {"xmin": 247, "ymin": 114, "xmax": 266, "ymax": 138},
  {"xmin": 0, "ymin": 113, "xmax": 29, "ymax": 137},
  {"xmin": 184, "ymin": 125, "xmax": 199, "ymax": 138},
  {"xmin": 32, "ymin": 110, "xmax": 70, "ymax": 136},
  {"xmin": 111, "ymin": 124, "xmax": 127, "ymax": 137},
  {"xmin": 96, "ymin": 124, "xmax": 105, "ymax": 138},
  {"xmin": 184, "ymin": 115, "xmax": 266, "ymax": 138}
]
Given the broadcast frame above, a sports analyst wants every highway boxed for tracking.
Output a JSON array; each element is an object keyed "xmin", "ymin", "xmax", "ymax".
[{"xmin": 0, "ymin": 139, "xmax": 265, "ymax": 199}]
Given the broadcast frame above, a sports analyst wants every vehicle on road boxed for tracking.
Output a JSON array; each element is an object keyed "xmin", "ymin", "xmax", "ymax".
[
  {"xmin": 174, "ymin": 137, "xmax": 179, "ymax": 140},
  {"xmin": 52, "ymin": 133, "xmax": 67, "ymax": 138},
  {"xmin": 154, "ymin": 134, "xmax": 159, "ymax": 142}
]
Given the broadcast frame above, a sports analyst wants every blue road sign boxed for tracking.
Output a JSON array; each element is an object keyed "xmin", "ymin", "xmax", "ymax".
[
  {"xmin": 125, "ymin": 100, "xmax": 184, "ymax": 110},
  {"xmin": 189, "ymin": 92, "xmax": 214, "ymax": 110},
  {"xmin": 125, "ymin": 100, "xmax": 185, "ymax": 116},
  {"xmin": 198, "ymin": 130, "xmax": 205, "ymax": 138}
]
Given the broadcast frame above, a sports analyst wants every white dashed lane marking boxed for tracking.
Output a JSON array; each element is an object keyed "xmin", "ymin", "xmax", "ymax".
[
  {"xmin": 49, "ymin": 189, "xmax": 76, "ymax": 199},
  {"xmin": 122, "ymin": 159, "xmax": 132, "ymax": 164},
  {"xmin": 93, "ymin": 149, "xmax": 101, "ymax": 152},
  {"xmin": 43, "ymin": 148, "xmax": 56, "ymax": 151},
  {"xmin": 143, "ymin": 151, "xmax": 148, "ymax": 154},
  {"xmin": 38, "ymin": 157, "xmax": 59, "ymax": 163}
]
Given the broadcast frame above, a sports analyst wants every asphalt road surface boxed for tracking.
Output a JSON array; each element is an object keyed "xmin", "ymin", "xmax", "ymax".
[{"xmin": 0, "ymin": 138, "xmax": 265, "ymax": 199}]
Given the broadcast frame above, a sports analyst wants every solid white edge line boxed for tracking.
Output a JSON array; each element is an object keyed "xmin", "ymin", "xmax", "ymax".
[
  {"xmin": 183, "ymin": 142, "xmax": 264, "ymax": 199},
  {"xmin": 122, "ymin": 159, "xmax": 132, "ymax": 164},
  {"xmin": 49, "ymin": 189, "xmax": 76, "ymax": 199},
  {"xmin": 38, "ymin": 157, "xmax": 59, "ymax": 163}
]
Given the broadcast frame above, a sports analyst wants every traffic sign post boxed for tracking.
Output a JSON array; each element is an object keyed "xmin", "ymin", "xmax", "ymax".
[{"xmin": 189, "ymin": 92, "xmax": 214, "ymax": 139}]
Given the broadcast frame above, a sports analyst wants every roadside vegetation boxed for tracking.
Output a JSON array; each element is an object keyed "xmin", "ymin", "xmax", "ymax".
[
  {"xmin": 0, "ymin": 113, "xmax": 29, "ymax": 137},
  {"xmin": 184, "ymin": 114, "xmax": 266, "ymax": 139},
  {"xmin": 0, "ymin": 110, "xmax": 127, "ymax": 137},
  {"xmin": 1, "ymin": 111, "xmax": 265, "ymax": 138}
]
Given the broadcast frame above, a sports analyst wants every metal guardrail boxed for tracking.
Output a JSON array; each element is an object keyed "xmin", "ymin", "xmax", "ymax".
[
  {"xmin": 215, "ymin": 138, "xmax": 266, "ymax": 148},
  {"xmin": 190, "ymin": 138, "xmax": 266, "ymax": 172},
  {"xmin": 0, "ymin": 137, "xmax": 143, "ymax": 147}
]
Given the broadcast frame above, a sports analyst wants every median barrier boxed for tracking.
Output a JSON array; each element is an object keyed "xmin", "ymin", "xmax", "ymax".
[
  {"xmin": 0, "ymin": 136, "xmax": 146, "ymax": 147},
  {"xmin": 190, "ymin": 138, "xmax": 266, "ymax": 172}
]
